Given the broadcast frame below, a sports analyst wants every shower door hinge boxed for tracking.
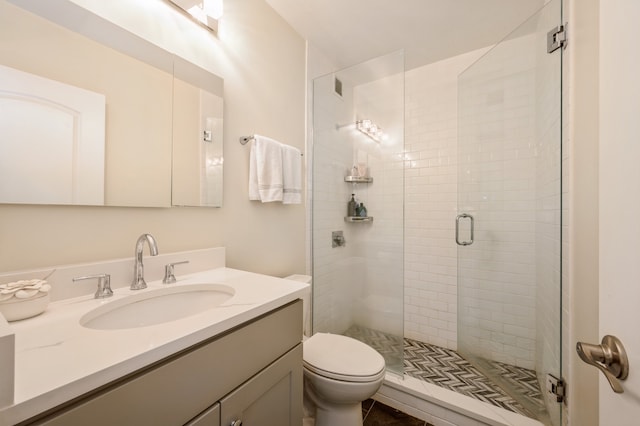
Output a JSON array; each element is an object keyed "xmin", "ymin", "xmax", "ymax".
[
  {"xmin": 547, "ymin": 24, "xmax": 567, "ymax": 53},
  {"xmin": 546, "ymin": 374, "xmax": 565, "ymax": 403}
]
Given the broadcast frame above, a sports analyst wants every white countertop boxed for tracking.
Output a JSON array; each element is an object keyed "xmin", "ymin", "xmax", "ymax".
[{"xmin": 0, "ymin": 267, "xmax": 309, "ymax": 425}]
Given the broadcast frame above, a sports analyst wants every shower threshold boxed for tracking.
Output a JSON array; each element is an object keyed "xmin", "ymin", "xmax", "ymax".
[{"xmin": 344, "ymin": 326, "xmax": 547, "ymax": 426}]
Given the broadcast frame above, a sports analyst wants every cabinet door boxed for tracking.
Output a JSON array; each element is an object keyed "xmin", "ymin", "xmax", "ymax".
[
  {"xmin": 185, "ymin": 403, "xmax": 220, "ymax": 426},
  {"xmin": 220, "ymin": 344, "xmax": 302, "ymax": 426}
]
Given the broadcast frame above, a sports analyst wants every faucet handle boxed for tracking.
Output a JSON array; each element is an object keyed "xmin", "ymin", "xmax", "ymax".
[
  {"xmin": 73, "ymin": 274, "xmax": 113, "ymax": 299},
  {"xmin": 163, "ymin": 261, "xmax": 189, "ymax": 284}
]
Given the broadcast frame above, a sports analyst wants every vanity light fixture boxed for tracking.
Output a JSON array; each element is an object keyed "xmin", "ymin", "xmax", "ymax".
[
  {"xmin": 356, "ymin": 119, "xmax": 386, "ymax": 143},
  {"xmin": 168, "ymin": 0, "xmax": 223, "ymax": 32}
]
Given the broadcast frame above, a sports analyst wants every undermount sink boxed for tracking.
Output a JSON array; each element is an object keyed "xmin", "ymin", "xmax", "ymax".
[{"xmin": 80, "ymin": 284, "xmax": 235, "ymax": 330}]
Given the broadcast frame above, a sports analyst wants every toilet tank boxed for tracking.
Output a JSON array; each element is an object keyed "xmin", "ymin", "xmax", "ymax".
[{"xmin": 284, "ymin": 274, "xmax": 312, "ymax": 337}]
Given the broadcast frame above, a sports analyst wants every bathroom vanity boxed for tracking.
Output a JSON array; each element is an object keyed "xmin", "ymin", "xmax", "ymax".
[
  {"xmin": 34, "ymin": 301, "xmax": 302, "ymax": 426},
  {"xmin": 0, "ymin": 250, "xmax": 308, "ymax": 426}
]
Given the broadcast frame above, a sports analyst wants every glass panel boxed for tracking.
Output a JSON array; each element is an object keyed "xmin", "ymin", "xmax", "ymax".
[
  {"xmin": 312, "ymin": 51, "xmax": 405, "ymax": 374},
  {"xmin": 457, "ymin": 1, "xmax": 562, "ymax": 425}
]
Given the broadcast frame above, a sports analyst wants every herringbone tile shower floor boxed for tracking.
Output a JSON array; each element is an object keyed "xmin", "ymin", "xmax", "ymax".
[{"xmin": 344, "ymin": 326, "xmax": 544, "ymax": 419}]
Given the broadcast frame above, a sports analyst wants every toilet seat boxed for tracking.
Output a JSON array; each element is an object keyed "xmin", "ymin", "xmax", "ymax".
[{"xmin": 303, "ymin": 333, "xmax": 385, "ymax": 383}]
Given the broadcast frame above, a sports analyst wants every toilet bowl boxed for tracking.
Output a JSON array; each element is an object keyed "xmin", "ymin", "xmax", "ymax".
[
  {"xmin": 303, "ymin": 332, "xmax": 385, "ymax": 426},
  {"xmin": 285, "ymin": 275, "xmax": 386, "ymax": 426}
]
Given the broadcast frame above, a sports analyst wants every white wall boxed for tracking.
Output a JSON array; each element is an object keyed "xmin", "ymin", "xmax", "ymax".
[{"xmin": 0, "ymin": 0, "xmax": 307, "ymax": 278}]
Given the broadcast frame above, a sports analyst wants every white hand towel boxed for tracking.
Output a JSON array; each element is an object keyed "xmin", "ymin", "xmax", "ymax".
[
  {"xmin": 249, "ymin": 135, "xmax": 283, "ymax": 202},
  {"xmin": 282, "ymin": 144, "xmax": 302, "ymax": 205},
  {"xmin": 249, "ymin": 144, "xmax": 260, "ymax": 201}
]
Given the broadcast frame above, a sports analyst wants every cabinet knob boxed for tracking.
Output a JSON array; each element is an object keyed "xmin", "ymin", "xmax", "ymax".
[{"xmin": 230, "ymin": 420, "xmax": 242, "ymax": 426}]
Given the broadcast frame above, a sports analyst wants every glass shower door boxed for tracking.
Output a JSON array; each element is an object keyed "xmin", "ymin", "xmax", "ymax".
[
  {"xmin": 312, "ymin": 51, "xmax": 405, "ymax": 374},
  {"xmin": 457, "ymin": 0, "xmax": 562, "ymax": 425}
]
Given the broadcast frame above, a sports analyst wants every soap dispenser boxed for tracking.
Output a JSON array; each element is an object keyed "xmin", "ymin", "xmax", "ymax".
[
  {"xmin": 359, "ymin": 203, "xmax": 367, "ymax": 217},
  {"xmin": 348, "ymin": 194, "xmax": 357, "ymax": 217}
]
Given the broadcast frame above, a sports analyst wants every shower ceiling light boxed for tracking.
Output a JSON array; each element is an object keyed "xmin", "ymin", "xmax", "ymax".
[
  {"xmin": 169, "ymin": 0, "xmax": 223, "ymax": 32},
  {"xmin": 356, "ymin": 119, "xmax": 386, "ymax": 143}
]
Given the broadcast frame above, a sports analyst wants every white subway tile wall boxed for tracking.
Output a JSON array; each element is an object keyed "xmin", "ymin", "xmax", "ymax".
[
  {"xmin": 352, "ymin": 72, "xmax": 405, "ymax": 337},
  {"xmin": 409, "ymin": 26, "xmax": 561, "ymax": 376},
  {"xmin": 404, "ymin": 48, "xmax": 487, "ymax": 350},
  {"xmin": 311, "ymin": 27, "xmax": 562, "ymax": 395},
  {"xmin": 311, "ymin": 71, "xmax": 357, "ymax": 334},
  {"xmin": 457, "ymin": 34, "xmax": 539, "ymax": 369},
  {"xmin": 311, "ymin": 54, "xmax": 405, "ymax": 344}
]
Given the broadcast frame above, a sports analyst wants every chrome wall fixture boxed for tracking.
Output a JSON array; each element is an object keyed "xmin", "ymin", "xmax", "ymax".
[
  {"xmin": 455, "ymin": 213, "xmax": 474, "ymax": 246},
  {"xmin": 167, "ymin": 0, "xmax": 223, "ymax": 32},
  {"xmin": 239, "ymin": 135, "xmax": 255, "ymax": 145},
  {"xmin": 239, "ymin": 135, "xmax": 303, "ymax": 156},
  {"xmin": 355, "ymin": 119, "xmax": 386, "ymax": 143}
]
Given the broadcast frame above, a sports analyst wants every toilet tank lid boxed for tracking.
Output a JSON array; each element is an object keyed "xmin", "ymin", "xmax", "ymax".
[
  {"xmin": 284, "ymin": 274, "xmax": 312, "ymax": 283},
  {"xmin": 303, "ymin": 333, "xmax": 385, "ymax": 378}
]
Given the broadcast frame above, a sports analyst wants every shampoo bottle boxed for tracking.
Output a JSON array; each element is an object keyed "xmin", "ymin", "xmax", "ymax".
[{"xmin": 348, "ymin": 194, "xmax": 357, "ymax": 217}]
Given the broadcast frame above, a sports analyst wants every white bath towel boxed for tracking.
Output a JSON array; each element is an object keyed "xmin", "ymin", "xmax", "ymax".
[
  {"xmin": 282, "ymin": 144, "xmax": 302, "ymax": 205},
  {"xmin": 248, "ymin": 144, "xmax": 260, "ymax": 201},
  {"xmin": 249, "ymin": 135, "xmax": 283, "ymax": 202}
]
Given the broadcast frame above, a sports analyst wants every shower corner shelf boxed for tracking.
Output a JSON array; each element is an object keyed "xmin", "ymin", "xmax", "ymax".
[
  {"xmin": 344, "ymin": 175, "xmax": 373, "ymax": 183},
  {"xmin": 344, "ymin": 216, "xmax": 374, "ymax": 223}
]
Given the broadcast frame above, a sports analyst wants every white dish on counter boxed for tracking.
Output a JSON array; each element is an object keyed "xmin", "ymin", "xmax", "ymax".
[{"xmin": 0, "ymin": 292, "xmax": 50, "ymax": 322}]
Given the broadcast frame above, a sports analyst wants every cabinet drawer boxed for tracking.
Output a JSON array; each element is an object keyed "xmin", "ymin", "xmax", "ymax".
[{"xmin": 31, "ymin": 300, "xmax": 302, "ymax": 426}]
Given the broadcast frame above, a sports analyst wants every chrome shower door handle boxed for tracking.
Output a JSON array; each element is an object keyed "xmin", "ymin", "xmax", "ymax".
[
  {"xmin": 576, "ymin": 335, "xmax": 629, "ymax": 393},
  {"xmin": 455, "ymin": 213, "xmax": 474, "ymax": 246}
]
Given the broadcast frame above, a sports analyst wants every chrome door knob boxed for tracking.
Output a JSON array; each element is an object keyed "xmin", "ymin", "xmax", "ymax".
[{"xmin": 576, "ymin": 335, "xmax": 629, "ymax": 393}]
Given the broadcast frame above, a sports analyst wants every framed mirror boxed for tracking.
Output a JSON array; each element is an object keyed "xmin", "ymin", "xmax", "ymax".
[{"xmin": 0, "ymin": 0, "xmax": 224, "ymax": 207}]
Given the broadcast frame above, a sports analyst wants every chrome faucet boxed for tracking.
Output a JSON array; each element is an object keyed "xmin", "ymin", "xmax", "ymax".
[{"xmin": 131, "ymin": 233, "xmax": 159, "ymax": 290}]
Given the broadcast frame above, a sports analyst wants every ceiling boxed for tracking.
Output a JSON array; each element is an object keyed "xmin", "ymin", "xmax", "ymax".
[{"xmin": 265, "ymin": 0, "xmax": 546, "ymax": 70}]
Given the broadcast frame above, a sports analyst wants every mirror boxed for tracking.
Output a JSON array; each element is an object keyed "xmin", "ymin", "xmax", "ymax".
[
  {"xmin": 0, "ymin": 0, "xmax": 224, "ymax": 207},
  {"xmin": 172, "ymin": 58, "xmax": 224, "ymax": 207}
]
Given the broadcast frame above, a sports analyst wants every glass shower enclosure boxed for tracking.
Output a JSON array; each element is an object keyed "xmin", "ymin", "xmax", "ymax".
[
  {"xmin": 311, "ymin": 51, "xmax": 405, "ymax": 374},
  {"xmin": 457, "ymin": 0, "xmax": 563, "ymax": 424}
]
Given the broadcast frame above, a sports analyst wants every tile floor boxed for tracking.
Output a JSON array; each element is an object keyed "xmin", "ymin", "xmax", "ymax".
[
  {"xmin": 363, "ymin": 399, "xmax": 432, "ymax": 426},
  {"xmin": 345, "ymin": 325, "xmax": 546, "ymax": 420}
]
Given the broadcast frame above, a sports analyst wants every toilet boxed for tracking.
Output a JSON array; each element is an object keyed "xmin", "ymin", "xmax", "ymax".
[{"xmin": 285, "ymin": 275, "xmax": 386, "ymax": 426}]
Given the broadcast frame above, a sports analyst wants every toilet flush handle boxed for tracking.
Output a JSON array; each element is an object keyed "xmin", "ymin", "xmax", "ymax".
[{"xmin": 230, "ymin": 420, "xmax": 242, "ymax": 426}]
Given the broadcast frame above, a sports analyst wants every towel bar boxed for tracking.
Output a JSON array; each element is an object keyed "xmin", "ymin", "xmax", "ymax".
[
  {"xmin": 239, "ymin": 135, "xmax": 303, "ymax": 155},
  {"xmin": 239, "ymin": 135, "xmax": 254, "ymax": 145}
]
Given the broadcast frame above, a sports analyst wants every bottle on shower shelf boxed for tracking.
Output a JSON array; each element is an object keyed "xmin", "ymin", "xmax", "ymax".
[
  {"xmin": 358, "ymin": 203, "xmax": 367, "ymax": 217},
  {"xmin": 348, "ymin": 194, "xmax": 357, "ymax": 217}
]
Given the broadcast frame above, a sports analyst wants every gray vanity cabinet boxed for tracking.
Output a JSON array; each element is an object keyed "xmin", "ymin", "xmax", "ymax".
[
  {"xmin": 28, "ymin": 301, "xmax": 303, "ymax": 426},
  {"xmin": 219, "ymin": 345, "xmax": 302, "ymax": 426},
  {"xmin": 185, "ymin": 404, "xmax": 220, "ymax": 426},
  {"xmin": 186, "ymin": 345, "xmax": 303, "ymax": 426}
]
